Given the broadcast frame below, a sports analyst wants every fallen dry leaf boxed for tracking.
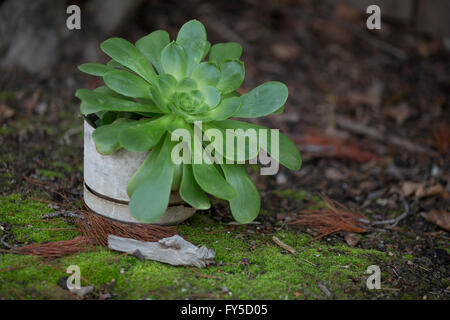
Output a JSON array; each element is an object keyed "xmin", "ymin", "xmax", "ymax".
[
  {"xmin": 344, "ymin": 232, "xmax": 360, "ymax": 247},
  {"xmin": 420, "ymin": 210, "xmax": 450, "ymax": 232},
  {"xmin": 348, "ymin": 81, "xmax": 384, "ymax": 109},
  {"xmin": 271, "ymin": 41, "xmax": 300, "ymax": 61},
  {"xmin": 415, "ymin": 183, "xmax": 445, "ymax": 199},
  {"xmin": 432, "ymin": 123, "xmax": 450, "ymax": 154},
  {"xmin": 293, "ymin": 128, "xmax": 376, "ymax": 163},
  {"xmin": 384, "ymin": 103, "xmax": 411, "ymax": 125},
  {"xmin": 401, "ymin": 181, "xmax": 423, "ymax": 197}
]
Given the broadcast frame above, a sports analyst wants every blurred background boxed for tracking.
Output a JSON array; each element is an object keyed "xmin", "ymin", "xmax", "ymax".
[{"xmin": 0, "ymin": 0, "xmax": 449, "ymax": 227}]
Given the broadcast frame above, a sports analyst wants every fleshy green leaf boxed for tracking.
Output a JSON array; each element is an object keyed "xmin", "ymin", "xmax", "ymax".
[
  {"xmin": 213, "ymin": 120, "xmax": 301, "ymax": 170},
  {"xmin": 192, "ymin": 163, "xmax": 237, "ymax": 200},
  {"xmin": 200, "ymin": 86, "xmax": 221, "ymax": 109},
  {"xmin": 150, "ymin": 74, "xmax": 177, "ymax": 112},
  {"xmin": 221, "ymin": 164, "xmax": 260, "ymax": 224},
  {"xmin": 100, "ymin": 37, "xmax": 157, "ymax": 84},
  {"xmin": 217, "ymin": 60, "xmax": 245, "ymax": 94},
  {"xmin": 186, "ymin": 96, "xmax": 240, "ymax": 122},
  {"xmin": 93, "ymin": 85, "xmax": 128, "ymax": 99},
  {"xmin": 76, "ymin": 89, "xmax": 157, "ymax": 114},
  {"xmin": 205, "ymin": 120, "xmax": 259, "ymax": 162},
  {"xmin": 201, "ymin": 41, "xmax": 211, "ymax": 60},
  {"xmin": 157, "ymin": 73, "xmax": 177, "ymax": 96},
  {"xmin": 233, "ymin": 81, "xmax": 288, "ymax": 118},
  {"xmin": 172, "ymin": 163, "xmax": 182, "ymax": 190},
  {"xmin": 176, "ymin": 78, "xmax": 197, "ymax": 92},
  {"xmin": 161, "ymin": 42, "xmax": 188, "ymax": 81},
  {"xmin": 95, "ymin": 111, "xmax": 118, "ymax": 126},
  {"xmin": 126, "ymin": 140, "xmax": 163, "ymax": 197},
  {"xmin": 180, "ymin": 164, "xmax": 211, "ymax": 209},
  {"xmin": 191, "ymin": 62, "xmax": 220, "ymax": 88},
  {"xmin": 129, "ymin": 134, "xmax": 175, "ymax": 222},
  {"xmin": 188, "ymin": 125, "xmax": 236, "ymax": 200},
  {"xmin": 176, "ymin": 19, "xmax": 208, "ymax": 75},
  {"xmin": 78, "ymin": 63, "xmax": 115, "ymax": 76},
  {"xmin": 209, "ymin": 42, "xmax": 242, "ymax": 63},
  {"xmin": 135, "ymin": 30, "xmax": 170, "ymax": 75},
  {"xmin": 91, "ymin": 118, "xmax": 134, "ymax": 154},
  {"xmin": 272, "ymin": 105, "xmax": 284, "ymax": 115},
  {"xmin": 107, "ymin": 59, "xmax": 123, "ymax": 68},
  {"xmin": 119, "ymin": 114, "xmax": 173, "ymax": 152},
  {"xmin": 103, "ymin": 70, "xmax": 152, "ymax": 99}
]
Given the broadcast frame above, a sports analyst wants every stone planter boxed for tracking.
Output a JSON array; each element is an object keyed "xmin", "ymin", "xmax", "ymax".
[{"xmin": 83, "ymin": 121, "xmax": 195, "ymax": 225}]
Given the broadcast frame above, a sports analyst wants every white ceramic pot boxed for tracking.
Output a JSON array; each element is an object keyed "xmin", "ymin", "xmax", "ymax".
[{"xmin": 83, "ymin": 121, "xmax": 195, "ymax": 225}]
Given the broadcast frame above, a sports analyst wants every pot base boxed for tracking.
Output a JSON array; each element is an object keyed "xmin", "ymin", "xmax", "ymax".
[{"xmin": 83, "ymin": 183, "xmax": 196, "ymax": 225}]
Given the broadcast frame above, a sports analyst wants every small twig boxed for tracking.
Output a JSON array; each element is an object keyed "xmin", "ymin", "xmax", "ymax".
[
  {"xmin": 36, "ymin": 228, "xmax": 78, "ymax": 231},
  {"xmin": 416, "ymin": 264, "xmax": 431, "ymax": 273},
  {"xmin": 299, "ymin": 257, "xmax": 317, "ymax": 267},
  {"xmin": 184, "ymin": 265, "xmax": 220, "ymax": 279},
  {"xmin": 41, "ymin": 211, "xmax": 81, "ymax": 220},
  {"xmin": 359, "ymin": 198, "xmax": 409, "ymax": 228},
  {"xmin": 228, "ymin": 221, "xmax": 260, "ymax": 225},
  {"xmin": 348, "ymin": 24, "xmax": 407, "ymax": 60},
  {"xmin": 318, "ymin": 283, "xmax": 333, "ymax": 299},
  {"xmin": 30, "ymin": 197, "xmax": 67, "ymax": 208},
  {"xmin": 335, "ymin": 115, "xmax": 434, "ymax": 155},
  {"xmin": 272, "ymin": 236, "xmax": 298, "ymax": 255}
]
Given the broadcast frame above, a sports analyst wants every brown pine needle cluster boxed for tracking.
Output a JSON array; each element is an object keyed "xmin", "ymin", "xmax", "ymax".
[{"xmin": 289, "ymin": 194, "xmax": 367, "ymax": 241}]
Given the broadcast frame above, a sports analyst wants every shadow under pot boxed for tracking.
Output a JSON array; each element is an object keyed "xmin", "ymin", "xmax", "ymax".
[{"xmin": 83, "ymin": 121, "xmax": 195, "ymax": 225}]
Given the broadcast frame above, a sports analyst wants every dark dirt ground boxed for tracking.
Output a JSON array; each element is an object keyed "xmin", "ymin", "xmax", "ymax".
[{"xmin": 0, "ymin": 0, "xmax": 449, "ymax": 300}]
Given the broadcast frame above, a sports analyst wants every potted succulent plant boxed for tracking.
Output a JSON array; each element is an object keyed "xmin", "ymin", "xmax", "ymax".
[{"xmin": 76, "ymin": 19, "xmax": 301, "ymax": 225}]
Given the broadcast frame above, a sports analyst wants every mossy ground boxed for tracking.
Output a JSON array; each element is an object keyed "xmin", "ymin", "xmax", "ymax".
[{"xmin": 0, "ymin": 193, "xmax": 418, "ymax": 300}]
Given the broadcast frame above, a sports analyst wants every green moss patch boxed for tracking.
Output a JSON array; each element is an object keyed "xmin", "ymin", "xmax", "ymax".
[
  {"xmin": 0, "ymin": 194, "xmax": 80, "ymax": 244},
  {"xmin": 0, "ymin": 197, "xmax": 409, "ymax": 300}
]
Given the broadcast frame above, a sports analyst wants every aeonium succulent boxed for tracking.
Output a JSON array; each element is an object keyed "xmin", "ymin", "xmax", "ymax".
[{"xmin": 75, "ymin": 19, "xmax": 301, "ymax": 224}]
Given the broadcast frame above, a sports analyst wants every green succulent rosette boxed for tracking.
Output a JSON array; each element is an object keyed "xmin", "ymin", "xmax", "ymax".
[{"xmin": 75, "ymin": 20, "xmax": 301, "ymax": 224}]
